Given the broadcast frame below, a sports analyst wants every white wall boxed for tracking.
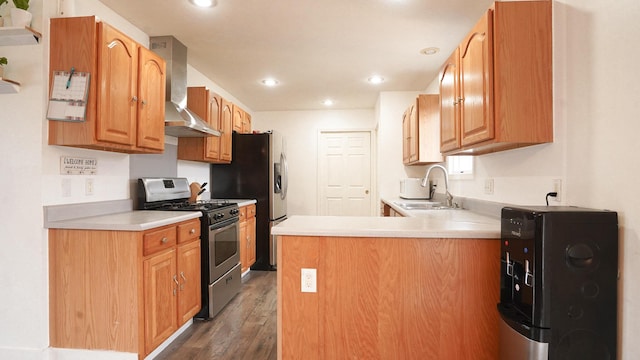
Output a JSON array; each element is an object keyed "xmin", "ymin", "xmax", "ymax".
[
  {"xmin": 0, "ymin": 1, "xmax": 47, "ymax": 357},
  {"xmin": 375, "ymin": 91, "xmax": 431, "ymax": 199},
  {"xmin": 558, "ymin": 0, "xmax": 640, "ymax": 355},
  {"xmin": 252, "ymin": 109, "xmax": 375, "ymax": 216}
]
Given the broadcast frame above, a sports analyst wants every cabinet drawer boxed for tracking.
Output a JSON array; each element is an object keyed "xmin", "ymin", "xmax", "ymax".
[
  {"xmin": 238, "ymin": 206, "xmax": 247, "ymax": 222},
  {"xmin": 247, "ymin": 204, "xmax": 256, "ymax": 217},
  {"xmin": 177, "ymin": 219, "xmax": 201, "ymax": 244},
  {"xmin": 143, "ymin": 227, "xmax": 177, "ymax": 256}
]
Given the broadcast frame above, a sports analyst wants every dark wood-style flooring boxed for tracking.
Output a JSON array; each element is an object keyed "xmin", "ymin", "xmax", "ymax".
[{"xmin": 154, "ymin": 270, "xmax": 277, "ymax": 360}]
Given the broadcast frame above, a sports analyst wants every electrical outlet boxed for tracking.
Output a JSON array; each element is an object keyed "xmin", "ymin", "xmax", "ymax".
[
  {"xmin": 85, "ymin": 178, "xmax": 94, "ymax": 196},
  {"xmin": 301, "ymin": 268, "xmax": 317, "ymax": 293},
  {"xmin": 484, "ymin": 178, "xmax": 494, "ymax": 195},
  {"xmin": 552, "ymin": 179, "xmax": 562, "ymax": 202}
]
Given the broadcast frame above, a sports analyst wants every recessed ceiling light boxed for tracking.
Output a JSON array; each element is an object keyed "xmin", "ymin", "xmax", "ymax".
[
  {"xmin": 189, "ymin": 0, "xmax": 216, "ymax": 8},
  {"xmin": 322, "ymin": 99, "xmax": 334, "ymax": 106},
  {"xmin": 420, "ymin": 47, "xmax": 440, "ymax": 56},
  {"xmin": 367, "ymin": 75, "xmax": 384, "ymax": 84},
  {"xmin": 261, "ymin": 78, "xmax": 279, "ymax": 87}
]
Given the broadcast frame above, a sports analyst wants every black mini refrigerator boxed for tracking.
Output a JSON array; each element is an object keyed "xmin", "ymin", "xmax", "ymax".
[{"xmin": 498, "ymin": 206, "xmax": 618, "ymax": 360}]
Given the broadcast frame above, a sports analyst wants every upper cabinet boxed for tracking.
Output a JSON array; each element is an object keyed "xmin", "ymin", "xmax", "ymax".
[
  {"xmin": 403, "ymin": 94, "xmax": 443, "ymax": 165},
  {"xmin": 232, "ymin": 104, "xmax": 252, "ymax": 134},
  {"xmin": 439, "ymin": 49, "xmax": 461, "ymax": 153},
  {"xmin": 219, "ymin": 99, "xmax": 233, "ymax": 162},
  {"xmin": 439, "ymin": 1, "xmax": 552, "ymax": 155},
  {"xmin": 48, "ymin": 16, "xmax": 166, "ymax": 154},
  {"xmin": 180, "ymin": 86, "xmax": 233, "ymax": 163}
]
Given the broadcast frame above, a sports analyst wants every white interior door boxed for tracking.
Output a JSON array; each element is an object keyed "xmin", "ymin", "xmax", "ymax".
[{"xmin": 319, "ymin": 131, "xmax": 372, "ymax": 216}]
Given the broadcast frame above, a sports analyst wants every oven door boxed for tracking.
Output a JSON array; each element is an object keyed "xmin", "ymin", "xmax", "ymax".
[{"xmin": 209, "ymin": 218, "xmax": 240, "ymax": 282}]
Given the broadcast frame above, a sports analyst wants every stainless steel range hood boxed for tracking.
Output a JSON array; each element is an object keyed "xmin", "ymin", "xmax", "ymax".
[{"xmin": 150, "ymin": 36, "xmax": 220, "ymax": 137}]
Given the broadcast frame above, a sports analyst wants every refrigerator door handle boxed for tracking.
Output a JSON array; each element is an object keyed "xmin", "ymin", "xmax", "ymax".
[{"xmin": 281, "ymin": 152, "xmax": 288, "ymax": 200}]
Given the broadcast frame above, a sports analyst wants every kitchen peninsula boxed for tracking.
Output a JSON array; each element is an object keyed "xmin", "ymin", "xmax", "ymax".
[{"xmin": 273, "ymin": 211, "xmax": 501, "ymax": 359}]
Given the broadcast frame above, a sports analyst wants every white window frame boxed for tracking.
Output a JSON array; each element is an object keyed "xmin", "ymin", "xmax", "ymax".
[{"xmin": 446, "ymin": 155, "xmax": 474, "ymax": 180}]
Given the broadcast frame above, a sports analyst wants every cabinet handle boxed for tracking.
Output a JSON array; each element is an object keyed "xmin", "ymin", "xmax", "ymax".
[
  {"xmin": 458, "ymin": 97, "xmax": 464, "ymax": 103},
  {"xmin": 173, "ymin": 275, "xmax": 179, "ymax": 296},
  {"xmin": 190, "ymin": 228, "xmax": 196, "ymax": 234},
  {"xmin": 132, "ymin": 96, "xmax": 138, "ymax": 103},
  {"xmin": 180, "ymin": 271, "xmax": 186, "ymax": 290},
  {"xmin": 141, "ymin": 99, "xmax": 147, "ymax": 105},
  {"xmin": 161, "ymin": 237, "xmax": 168, "ymax": 244}
]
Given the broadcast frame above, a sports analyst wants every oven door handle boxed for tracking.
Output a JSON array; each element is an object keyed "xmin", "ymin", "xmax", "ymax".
[{"xmin": 209, "ymin": 218, "xmax": 239, "ymax": 233}]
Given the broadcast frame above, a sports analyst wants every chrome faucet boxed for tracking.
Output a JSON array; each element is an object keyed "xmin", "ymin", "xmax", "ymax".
[{"xmin": 421, "ymin": 164, "xmax": 453, "ymax": 207}]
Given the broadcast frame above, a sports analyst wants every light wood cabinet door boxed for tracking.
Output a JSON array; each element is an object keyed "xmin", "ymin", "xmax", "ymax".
[
  {"xmin": 181, "ymin": 87, "xmax": 224, "ymax": 162},
  {"xmin": 247, "ymin": 215, "xmax": 256, "ymax": 267},
  {"xmin": 459, "ymin": 11, "xmax": 494, "ymax": 147},
  {"xmin": 402, "ymin": 107, "xmax": 411, "ymax": 164},
  {"xmin": 239, "ymin": 215, "xmax": 248, "ymax": 273},
  {"xmin": 239, "ymin": 204, "xmax": 257, "ymax": 272},
  {"xmin": 403, "ymin": 95, "xmax": 443, "ymax": 165},
  {"xmin": 219, "ymin": 99, "xmax": 233, "ymax": 162},
  {"xmin": 96, "ymin": 22, "xmax": 138, "ymax": 146},
  {"xmin": 136, "ymin": 47, "xmax": 166, "ymax": 151},
  {"xmin": 144, "ymin": 249, "xmax": 178, "ymax": 355},
  {"xmin": 439, "ymin": 48, "xmax": 461, "ymax": 153},
  {"xmin": 408, "ymin": 104, "xmax": 418, "ymax": 163},
  {"xmin": 232, "ymin": 105, "xmax": 244, "ymax": 133},
  {"xmin": 177, "ymin": 240, "xmax": 202, "ymax": 325},
  {"xmin": 206, "ymin": 93, "xmax": 222, "ymax": 159},
  {"xmin": 242, "ymin": 112, "xmax": 252, "ymax": 133}
]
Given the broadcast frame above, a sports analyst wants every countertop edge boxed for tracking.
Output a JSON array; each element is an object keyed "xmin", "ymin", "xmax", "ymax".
[
  {"xmin": 212, "ymin": 199, "xmax": 257, "ymax": 207},
  {"xmin": 273, "ymin": 228, "xmax": 501, "ymax": 239},
  {"xmin": 272, "ymin": 215, "xmax": 501, "ymax": 239},
  {"xmin": 45, "ymin": 211, "xmax": 201, "ymax": 231}
]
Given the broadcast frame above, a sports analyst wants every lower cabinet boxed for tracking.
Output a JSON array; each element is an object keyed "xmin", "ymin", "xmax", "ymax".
[
  {"xmin": 49, "ymin": 218, "xmax": 201, "ymax": 359},
  {"xmin": 381, "ymin": 202, "xmax": 404, "ymax": 217},
  {"xmin": 239, "ymin": 203, "xmax": 257, "ymax": 273}
]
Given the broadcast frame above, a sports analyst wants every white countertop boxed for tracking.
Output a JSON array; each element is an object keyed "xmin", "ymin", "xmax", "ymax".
[
  {"xmin": 45, "ymin": 210, "xmax": 201, "ymax": 231},
  {"xmin": 272, "ymin": 210, "xmax": 500, "ymax": 239}
]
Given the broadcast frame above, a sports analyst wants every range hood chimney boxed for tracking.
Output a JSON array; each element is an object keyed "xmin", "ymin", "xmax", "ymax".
[{"xmin": 150, "ymin": 36, "xmax": 220, "ymax": 137}]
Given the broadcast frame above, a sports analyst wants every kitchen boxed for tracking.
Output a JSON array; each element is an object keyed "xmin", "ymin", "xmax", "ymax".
[{"xmin": 0, "ymin": 0, "xmax": 638, "ymax": 359}]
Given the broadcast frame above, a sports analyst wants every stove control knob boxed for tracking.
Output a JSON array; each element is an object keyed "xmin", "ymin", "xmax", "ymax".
[
  {"xmin": 213, "ymin": 213, "xmax": 224, "ymax": 220},
  {"xmin": 230, "ymin": 209, "xmax": 239, "ymax": 215}
]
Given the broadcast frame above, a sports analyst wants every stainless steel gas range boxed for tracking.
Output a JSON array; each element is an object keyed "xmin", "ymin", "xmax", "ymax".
[{"xmin": 137, "ymin": 177, "xmax": 242, "ymax": 319}]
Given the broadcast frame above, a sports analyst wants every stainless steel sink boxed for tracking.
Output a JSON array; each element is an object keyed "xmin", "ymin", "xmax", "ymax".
[{"xmin": 393, "ymin": 201, "xmax": 451, "ymax": 210}]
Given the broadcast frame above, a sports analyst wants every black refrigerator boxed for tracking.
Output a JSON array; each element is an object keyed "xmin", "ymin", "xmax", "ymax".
[
  {"xmin": 211, "ymin": 131, "xmax": 288, "ymax": 270},
  {"xmin": 498, "ymin": 206, "xmax": 618, "ymax": 360}
]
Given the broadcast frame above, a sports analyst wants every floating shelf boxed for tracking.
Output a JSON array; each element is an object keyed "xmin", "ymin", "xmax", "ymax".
[
  {"xmin": 0, "ymin": 77, "xmax": 20, "ymax": 93},
  {"xmin": 0, "ymin": 26, "xmax": 42, "ymax": 46}
]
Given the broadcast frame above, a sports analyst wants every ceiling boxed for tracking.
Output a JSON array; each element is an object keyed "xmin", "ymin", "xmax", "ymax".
[{"xmin": 98, "ymin": 0, "xmax": 494, "ymax": 112}]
